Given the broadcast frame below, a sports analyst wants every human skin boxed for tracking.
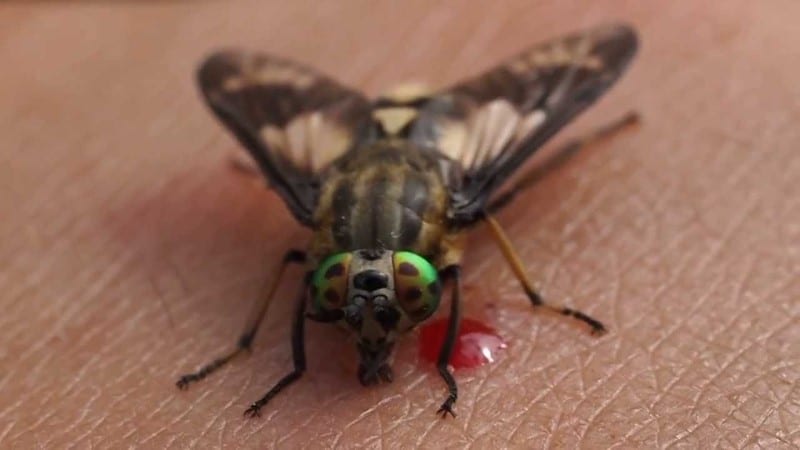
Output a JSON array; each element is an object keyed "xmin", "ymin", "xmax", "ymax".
[{"xmin": 1, "ymin": 1, "xmax": 798, "ymax": 448}]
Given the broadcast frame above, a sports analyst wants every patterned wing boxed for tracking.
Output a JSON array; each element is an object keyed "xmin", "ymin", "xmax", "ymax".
[
  {"xmin": 407, "ymin": 24, "xmax": 638, "ymax": 222},
  {"xmin": 198, "ymin": 50, "xmax": 372, "ymax": 225}
]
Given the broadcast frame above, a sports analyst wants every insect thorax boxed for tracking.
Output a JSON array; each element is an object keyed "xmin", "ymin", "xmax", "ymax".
[{"xmin": 310, "ymin": 140, "xmax": 463, "ymax": 268}]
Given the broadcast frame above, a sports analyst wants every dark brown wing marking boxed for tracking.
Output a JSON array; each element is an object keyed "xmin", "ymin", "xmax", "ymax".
[
  {"xmin": 407, "ymin": 23, "xmax": 638, "ymax": 222},
  {"xmin": 198, "ymin": 50, "xmax": 372, "ymax": 225}
]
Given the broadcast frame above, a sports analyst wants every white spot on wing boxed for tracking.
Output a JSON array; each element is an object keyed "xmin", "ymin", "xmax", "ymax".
[
  {"xmin": 431, "ymin": 103, "xmax": 549, "ymax": 171},
  {"xmin": 265, "ymin": 112, "xmax": 353, "ymax": 173},
  {"xmin": 285, "ymin": 114, "xmax": 311, "ymax": 170},
  {"xmin": 526, "ymin": 36, "xmax": 602, "ymax": 71},
  {"xmin": 437, "ymin": 119, "xmax": 469, "ymax": 162},
  {"xmin": 475, "ymin": 100, "xmax": 520, "ymax": 168},
  {"xmin": 261, "ymin": 125, "xmax": 287, "ymax": 154},
  {"xmin": 459, "ymin": 99, "xmax": 520, "ymax": 170},
  {"xmin": 514, "ymin": 109, "xmax": 546, "ymax": 142},
  {"xmin": 222, "ymin": 58, "xmax": 316, "ymax": 92}
]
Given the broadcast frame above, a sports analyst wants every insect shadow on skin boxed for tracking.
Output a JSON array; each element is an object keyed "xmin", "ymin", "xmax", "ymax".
[{"xmin": 176, "ymin": 23, "xmax": 639, "ymax": 419}]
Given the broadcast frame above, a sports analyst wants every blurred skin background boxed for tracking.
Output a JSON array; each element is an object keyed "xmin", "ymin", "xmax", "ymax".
[{"xmin": 1, "ymin": 1, "xmax": 798, "ymax": 448}]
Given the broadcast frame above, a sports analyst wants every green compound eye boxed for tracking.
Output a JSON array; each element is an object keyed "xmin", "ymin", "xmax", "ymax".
[
  {"xmin": 392, "ymin": 251, "xmax": 441, "ymax": 322},
  {"xmin": 311, "ymin": 252, "xmax": 352, "ymax": 312}
]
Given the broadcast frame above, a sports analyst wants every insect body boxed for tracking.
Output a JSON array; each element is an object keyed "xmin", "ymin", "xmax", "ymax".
[{"xmin": 177, "ymin": 23, "xmax": 638, "ymax": 418}]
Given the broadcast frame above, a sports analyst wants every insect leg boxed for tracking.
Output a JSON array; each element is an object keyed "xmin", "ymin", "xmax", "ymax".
[
  {"xmin": 487, "ymin": 112, "xmax": 639, "ymax": 214},
  {"xmin": 176, "ymin": 249, "xmax": 306, "ymax": 389},
  {"xmin": 244, "ymin": 279, "xmax": 308, "ymax": 418},
  {"xmin": 435, "ymin": 265, "xmax": 462, "ymax": 418},
  {"xmin": 483, "ymin": 215, "xmax": 606, "ymax": 335}
]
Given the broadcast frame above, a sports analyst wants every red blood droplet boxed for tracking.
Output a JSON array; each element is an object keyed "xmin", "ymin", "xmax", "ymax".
[{"xmin": 419, "ymin": 318, "xmax": 506, "ymax": 369}]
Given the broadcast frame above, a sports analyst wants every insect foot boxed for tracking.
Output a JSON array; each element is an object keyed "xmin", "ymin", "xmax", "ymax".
[
  {"xmin": 561, "ymin": 307, "xmax": 608, "ymax": 335},
  {"xmin": 175, "ymin": 374, "xmax": 198, "ymax": 390},
  {"xmin": 436, "ymin": 396, "xmax": 457, "ymax": 419},
  {"xmin": 243, "ymin": 402, "xmax": 264, "ymax": 419}
]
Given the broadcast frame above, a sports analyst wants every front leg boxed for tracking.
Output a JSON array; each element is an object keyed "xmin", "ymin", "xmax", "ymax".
[
  {"xmin": 483, "ymin": 214, "xmax": 606, "ymax": 334},
  {"xmin": 244, "ymin": 278, "xmax": 309, "ymax": 418},
  {"xmin": 176, "ymin": 249, "xmax": 306, "ymax": 389},
  {"xmin": 435, "ymin": 265, "xmax": 462, "ymax": 418}
]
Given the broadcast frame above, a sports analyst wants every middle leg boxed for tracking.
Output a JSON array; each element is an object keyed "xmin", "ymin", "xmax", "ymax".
[
  {"xmin": 483, "ymin": 214, "xmax": 606, "ymax": 335},
  {"xmin": 244, "ymin": 279, "xmax": 310, "ymax": 418}
]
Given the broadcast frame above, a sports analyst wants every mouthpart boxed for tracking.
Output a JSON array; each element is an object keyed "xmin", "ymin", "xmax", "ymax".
[{"xmin": 356, "ymin": 339, "xmax": 395, "ymax": 386}]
